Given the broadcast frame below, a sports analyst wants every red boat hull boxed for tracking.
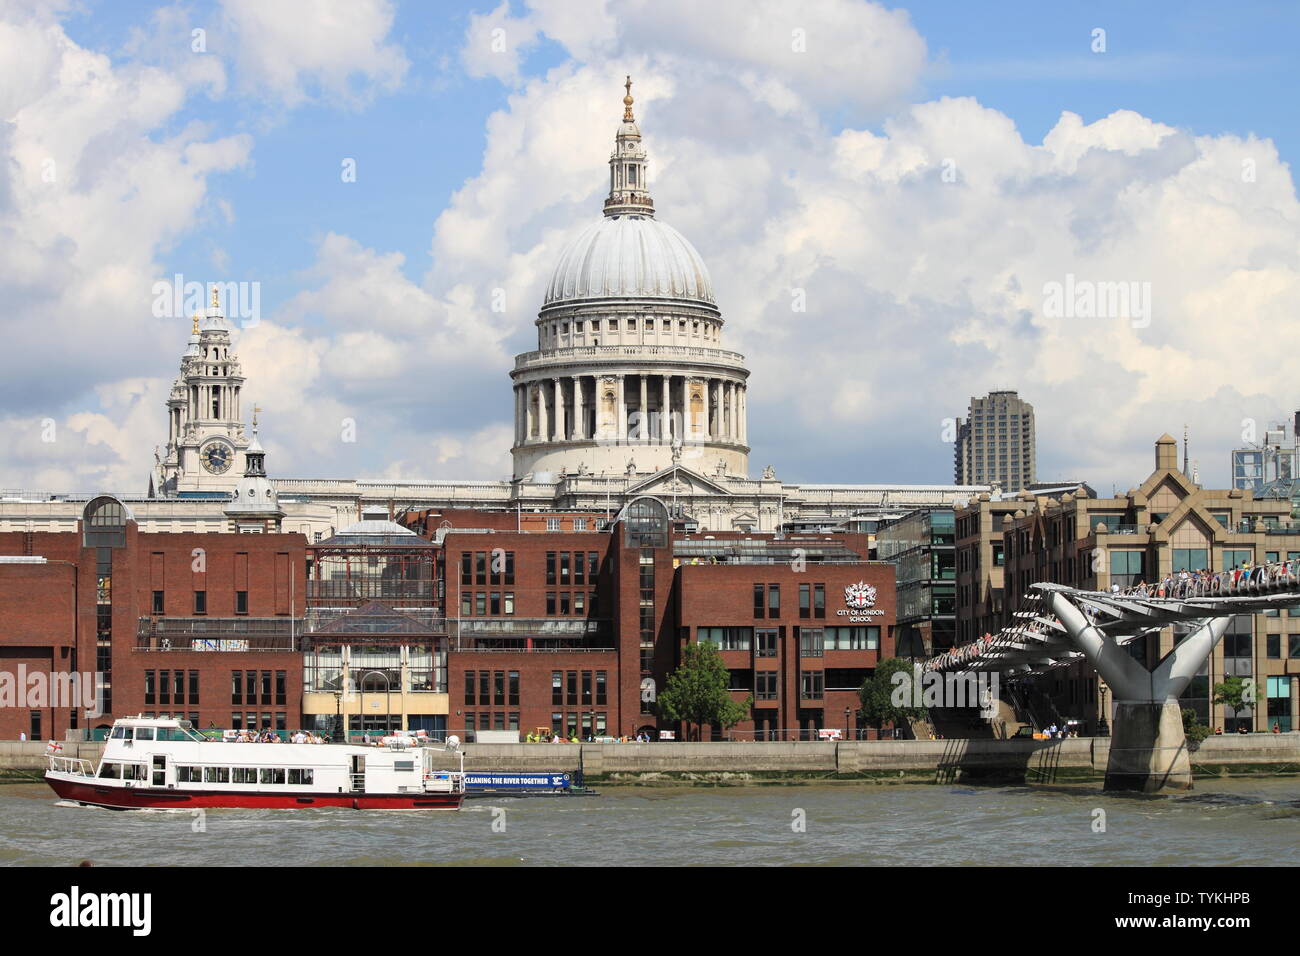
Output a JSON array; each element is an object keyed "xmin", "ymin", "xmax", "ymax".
[{"xmin": 47, "ymin": 776, "xmax": 462, "ymax": 811}]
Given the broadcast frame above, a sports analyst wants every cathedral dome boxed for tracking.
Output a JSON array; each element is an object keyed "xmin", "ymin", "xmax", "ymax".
[{"xmin": 543, "ymin": 214, "xmax": 714, "ymax": 307}]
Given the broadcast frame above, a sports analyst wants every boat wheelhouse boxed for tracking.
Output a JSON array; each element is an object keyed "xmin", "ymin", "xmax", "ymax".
[{"xmin": 45, "ymin": 716, "xmax": 464, "ymax": 810}]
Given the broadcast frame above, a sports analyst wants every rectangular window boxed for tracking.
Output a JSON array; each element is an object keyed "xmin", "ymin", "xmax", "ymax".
[
  {"xmin": 235, "ymin": 590, "xmax": 248, "ymax": 614},
  {"xmin": 754, "ymin": 584, "xmax": 765, "ymax": 618},
  {"xmin": 574, "ymin": 553, "xmax": 585, "ymax": 585},
  {"xmin": 490, "ymin": 592, "xmax": 501, "ymax": 615},
  {"xmin": 574, "ymin": 592, "xmax": 585, "ymax": 614},
  {"xmin": 546, "ymin": 552, "xmax": 557, "ymax": 585},
  {"xmin": 799, "ymin": 583, "xmax": 810, "ymax": 619},
  {"xmin": 275, "ymin": 670, "xmax": 286, "ymax": 706},
  {"xmin": 461, "ymin": 592, "xmax": 471, "ymax": 617},
  {"xmin": 756, "ymin": 672, "xmax": 778, "ymax": 700},
  {"xmin": 493, "ymin": 671, "xmax": 505, "ymax": 706},
  {"xmin": 560, "ymin": 551, "xmax": 570, "ymax": 583},
  {"xmin": 160, "ymin": 669, "xmax": 170, "ymax": 705},
  {"xmin": 588, "ymin": 552, "xmax": 599, "ymax": 581},
  {"xmin": 479, "ymin": 672, "xmax": 490, "ymax": 703},
  {"xmin": 567, "ymin": 671, "xmax": 578, "ymax": 706},
  {"xmin": 504, "ymin": 592, "xmax": 515, "ymax": 615},
  {"xmin": 475, "ymin": 592, "xmax": 486, "ymax": 616},
  {"xmin": 552, "ymin": 671, "xmax": 563, "ymax": 706},
  {"xmin": 505, "ymin": 552, "xmax": 515, "ymax": 585},
  {"xmin": 189, "ymin": 670, "xmax": 199, "ymax": 705},
  {"xmin": 231, "ymin": 671, "xmax": 242, "ymax": 705},
  {"xmin": 546, "ymin": 592, "xmax": 556, "ymax": 615},
  {"xmin": 800, "ymin": 628, "xmax": 824, "ymax": 658},
  {"xmin": 800, "ymin": 671, "xmax": 824, "ymax": 700},
  {"xmin": 475, "ymin": 551, "xmax": 487, "ymax": 585},
  {"xmin": 193, "ymin": 590, "xmax": 206, "ymax": 614},
  {"xmin": 152, "ymin": 590, "xmax": 164, "ymax": 614},
  {"xmin": 145, "ymin": 670, "xmax": 156, "ymax": 705},
  {"xmin": 461, "ymin": 552, "xmax": 472, "ymax": 586},
  {"xmin": 767, "ymin": 585, "xmax": 780, "ymax": 618},
  {"xmin": 596, "ymin": 671, "xmax": 607, "ymax": 705},
  {"xmin": 813, "ymin": 584, "xmax": 825, "ymax": 619},
  {"xmin": 560, "ymin": 592, "xmax": 571, "ymax": 615},
  {"xmin": 509, "ymin": 671, "xmax": 520, "ymax": 706},
  {"xmin": 756, "ymin": 628, "xmax": 778, "ymax": 658},
  {"xmin": 465, "ymin": 671, "xmax": 475, "ymax": 705}
]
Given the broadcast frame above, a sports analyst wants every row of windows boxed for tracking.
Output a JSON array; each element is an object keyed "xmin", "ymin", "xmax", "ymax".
[
  {"xmin": 545, "ymin": 551, "xmax": 601, "ymax": 585},
  {"xmin": 551, "ymin": 670, "xmax": 609, "ymax": 707},
  {"xmin": 753, "ymin": 584, "xmax": 781, "ymax": 618},
  {"xmin": 460, "ymin": 591, "xmax": 516, "ymax": 616},
  {"xmin": 460, "ymin": 551, "xmax": 515, "ymax": 586},
  {"xmin": 699, "ymin": 626, "xmax": 880, "ymax": 654},
  {"xmin": 154, "ymin": 590, "xmax": 248, "ymax": 615},
  {"xmin": 547, "ymin": 592, "xmax": 596, "ymax": 616},
  {"xmin": 231, "ymin": 671, "xmax": 287, "ymax": 706},
  {"xmin": 749, "ymin": 668, "xmax": 868, "ymax": 699},
  {"xmin": 230, "ymin": 713, "xmax": 288, "ymax": 731},
  {"xmin": 463, "ymin": 712, "xmax": 521, "ymax": 731},
  {"xmin": 464, "ymin": 670, "xmax": 520, "ymax": 707},
  {"xmin": 176, "ymin": 766, "xmax": 315, "ymax": 785},
  {"xmin": 143, "ymin": 670, "xmax": 200, "ymax": 706}
]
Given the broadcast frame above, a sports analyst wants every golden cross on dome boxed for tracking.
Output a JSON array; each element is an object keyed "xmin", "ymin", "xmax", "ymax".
[
  {"xmin": 623, "ymin": 75, "xmax": 634, "ymax": 121},
  {"xmin": 191, "ymin": 312, "xmax": 200, "ymax": 335},
  {"xmin": 210, "ymin": 286, "xmax": 220, "ymax": 310}
]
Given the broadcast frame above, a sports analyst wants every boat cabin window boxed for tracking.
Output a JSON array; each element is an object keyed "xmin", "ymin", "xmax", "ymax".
[
  {"xmin": 258, "ymin": 768, "xmax": 286, "ymax": 785},
  {"xmin": 99, "ymin": 762, "xmax": 121, "ymax": 778},
  {"xmin": 110, "ymin": 726, "xmax": 129, "ymax": 739},
  {"xmin": 203, "ymin": 767, "xmax": 231, "ymax": 783},
  {"xmin": 134, "ymin": 727, "xmax": 156, "ymax": 741},
  {"xmin": 177, "ymin": 767, "xmax": 201, "ymax": 783},
  {"xmin": 232, "ymin": 768, "xmax": 257, "ymax": 784},
  {"xmin": 394, "ymin": 760, "xmax": 415, "ymax": 772},
  {"xmin": 287, "ymin": 769, "xmax": 315, "ymax": 785}
]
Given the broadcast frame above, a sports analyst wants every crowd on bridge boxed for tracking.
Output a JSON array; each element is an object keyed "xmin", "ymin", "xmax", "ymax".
[{"xmin": 925, "ymin": 555, "xmax": 1300, "ymax": 674}]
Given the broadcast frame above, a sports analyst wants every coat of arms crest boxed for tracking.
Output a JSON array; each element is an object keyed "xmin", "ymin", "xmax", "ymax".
[{"xmin": 844, "ymin": 581, "xmax": 877, "ymax": 610}]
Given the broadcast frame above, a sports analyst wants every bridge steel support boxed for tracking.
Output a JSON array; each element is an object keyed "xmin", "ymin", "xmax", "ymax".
[{"xmin": 1045, "ymin": 591, "xmax": 1229, "ymax": 793}]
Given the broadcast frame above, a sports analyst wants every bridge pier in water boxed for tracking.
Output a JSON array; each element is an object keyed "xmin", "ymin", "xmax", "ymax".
[{"xmin": 1045, "ymin": 592, "xmax": 1231, "ymax": 794}]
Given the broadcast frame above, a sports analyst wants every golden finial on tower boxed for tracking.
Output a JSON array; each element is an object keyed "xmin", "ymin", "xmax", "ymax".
[
  {"xmin": 253, "ymin": 404, "xmax": 262, "ymax": 431},
  {"xmin": 191, "ymin": 312, "xmax": 200, "ymax": 335},
  {"xmin": 210, "ymin": 285, "xmax": 220, "ymax": 311},
  {"xmin": 623, "ymin": 75, "xmax": 634, "ymax": 121}
]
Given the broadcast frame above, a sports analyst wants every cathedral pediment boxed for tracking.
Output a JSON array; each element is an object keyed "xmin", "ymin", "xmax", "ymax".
[{"xmin": 626, "ymin": 465, "xmax": 733, "ymax": 497}]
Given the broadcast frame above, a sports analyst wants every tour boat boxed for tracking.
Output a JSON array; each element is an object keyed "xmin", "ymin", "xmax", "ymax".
[{"xmin": 45, "ymin": 717, "xmax": 465, "ymax": 811}]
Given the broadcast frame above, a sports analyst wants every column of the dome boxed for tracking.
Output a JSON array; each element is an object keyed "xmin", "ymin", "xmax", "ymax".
[
  {"xmin": 554, "ymin": 376, "xmax": 566, "ymax": 441},
  {"xmin": 538, "ymin": 382, "xmax": 549, "ymax": 442},
  {"xmin": 728, "ymin": 381, "xmax": 737, "ymax": 441},
  {"xmin": 710, "ymin": 379, "xmax": 720, "ymax": 441},
  {"xmin": 573, "ymin": 376, "xmax": 584, "ymax": 440},
  {"xmin": 660, "ymin": 375, "xmax": 669, "ymax": 442},
  {"xmin": 617, "ymin": 375, "xmax": 627, "ymax": 440},
  {"xmin": 739, "ymin": 386, "xmax": 747, "ymax": 444},
  {"xmin": 638, "ymin": 375, "xmax": 648, "ymax": 440}
]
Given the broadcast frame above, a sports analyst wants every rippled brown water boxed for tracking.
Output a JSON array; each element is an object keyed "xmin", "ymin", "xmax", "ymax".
[{"xmin": 2, "ymin": 779, "xmax": 1296, "ymax": 866}]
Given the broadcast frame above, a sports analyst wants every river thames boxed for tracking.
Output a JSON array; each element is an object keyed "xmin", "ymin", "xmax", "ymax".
[{"xmin": 2, "ymin": 778, "xmax": 1296, "ymax": 866}]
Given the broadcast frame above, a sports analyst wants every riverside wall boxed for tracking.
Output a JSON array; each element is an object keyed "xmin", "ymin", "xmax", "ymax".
[{"xmin": 4, "ymin": 735, "xmax": 1298, "ymax": 784}]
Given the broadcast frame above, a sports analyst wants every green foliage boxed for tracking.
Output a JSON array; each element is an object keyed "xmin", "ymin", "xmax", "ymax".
[
  {"xmin": 858, "ymin": 657, "xmax": 928, "ymax": 730},
  {"xmin": 1211, "ymin": 676, "xmax": 1261, "ymax": 713},
  {"xmin": 657, "ymin": 641, "xmax": 752, "ymax": 740},
  {"xmin": 1182, "ymin": 708, "xmax": 1210, "ymax": 744}
]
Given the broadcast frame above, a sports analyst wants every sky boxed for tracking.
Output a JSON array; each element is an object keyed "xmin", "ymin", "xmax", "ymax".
[{"xmin": 2, "ymin": 0, "xmax": 1298, "ymax": 496}]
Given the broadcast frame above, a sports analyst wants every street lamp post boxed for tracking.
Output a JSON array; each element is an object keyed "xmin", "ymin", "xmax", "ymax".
[{"xmin": 332, "ymin": 689, "xmax": 343, "ymax": 743}]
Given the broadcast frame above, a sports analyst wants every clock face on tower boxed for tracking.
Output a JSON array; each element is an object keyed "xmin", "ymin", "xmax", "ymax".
[{"xmin": 200, "ymin": 441, "xmax": 233, "ymax": 474}]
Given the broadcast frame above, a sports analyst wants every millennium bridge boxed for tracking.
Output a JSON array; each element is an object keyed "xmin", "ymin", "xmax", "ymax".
[{"xmin": 925, "ymin": 561, "xmax": 1300, "ymax": 792}]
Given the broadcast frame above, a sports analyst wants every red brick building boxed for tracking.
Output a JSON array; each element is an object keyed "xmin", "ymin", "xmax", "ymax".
[
  {"xmin": 2, "ymin": 495, "xmax": 895, "ymax": 742},
  {"xmin": 0, "ymin": 496, "xmax": 305, "ymax": 739}
]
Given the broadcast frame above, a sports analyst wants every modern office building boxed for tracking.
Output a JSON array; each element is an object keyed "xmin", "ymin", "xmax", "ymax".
[
  {"xmin": 953, "ymin": 390, "xmax": 1037, "ymax": 493},
  {"xmin": 1231, "ymin": 416, "xmax": 1298, "ymax": 492},
  {"xmin": 875, "ymin": 508, "xmax": 956, "ymax": 656}
]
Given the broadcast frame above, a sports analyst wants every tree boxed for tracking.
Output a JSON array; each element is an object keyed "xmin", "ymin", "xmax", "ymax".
[
  {"xmin": 1182, "ymin": 708, "xmax": 1210, "ymax": 745},
  {"xmin": 1212, "ymin": 676, "xmax": 1260, "ymax": 714},
  {"xmin": 657, "ymin": 641, "xmax": 751, "ymax": 741},
  {"xmin": 859, "ymin": 658, "xmax": 928, "ymax": 738}
]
